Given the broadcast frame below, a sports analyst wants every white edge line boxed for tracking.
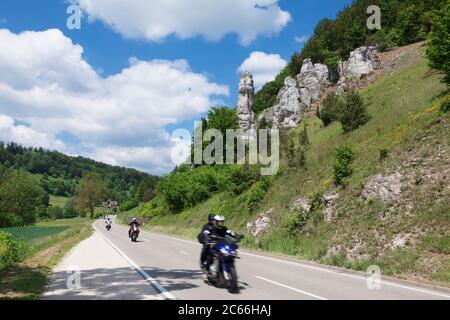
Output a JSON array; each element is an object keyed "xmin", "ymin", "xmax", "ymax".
[
  {"xmin": 256, "ymin": 276, "xmax": 327, "ymax": 300},
  {"xmin": 93, "ymin": 223, "xmax": 176, "ymax": 301},
  {"xmin": 140, "ymin": 229, "xmax": 450, "ymax": 299}
]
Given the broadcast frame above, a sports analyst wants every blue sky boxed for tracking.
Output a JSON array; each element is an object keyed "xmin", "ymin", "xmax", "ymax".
[{"xmin": 0, "ymin": 0, "xmax": 352, "ymax": 175}]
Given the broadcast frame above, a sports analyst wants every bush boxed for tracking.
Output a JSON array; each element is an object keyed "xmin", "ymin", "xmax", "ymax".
[
  {"xmin": 283, "ymin": 210, "xmax": 308, "ymax": 235},
  {"xmin": 334, "ymin": 146, "xmax": 355, "ymax": 187},
  {"xmin": 120, "ymin": 197, "xmax": 140, "ymax": 212},
  {"xmin": 339, "ymin": 90, "xmax": 370, "ymax": 133},
  {"xmin": 319, "ymin": 91, "xmax": 343, "ymax": 126},
  {"xmin": 0, "ymin": 232, "xmax": 27, "ymax": 270},
  {"xmin": 379, "ymin": 148, "xmax": 389, "ymax": 161},
  {"xmin": 48, "ymin": 206, "xmax": 64, "ymax": 220},
  {"xmin": 64, "ymin": 198, "xmax": 78, "ymax": 219},
  {"xmin": 440, "ymin": 99, "xmax": 450, "ymax": 113},
  {"xmin": 35, "ymin": 205, "xmax": 50, "ymax": 220}
]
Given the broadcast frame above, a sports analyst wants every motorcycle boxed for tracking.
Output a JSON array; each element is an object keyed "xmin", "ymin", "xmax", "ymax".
[
  {"xmin": 106, "ymin": 223, "xmax": 111, "ymax": 231},
  {"xmin": 130, "ymin": 225, "xmax": 139, "ymax": 242},
  {"xmin": 205, "ymin": 236, "xmax": 242, "ymax": 293}
]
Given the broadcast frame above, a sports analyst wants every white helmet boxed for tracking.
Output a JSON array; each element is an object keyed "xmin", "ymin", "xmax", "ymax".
[{"xmin": 214, "ymin": 215, "xmax": 226, "ymax": 228}]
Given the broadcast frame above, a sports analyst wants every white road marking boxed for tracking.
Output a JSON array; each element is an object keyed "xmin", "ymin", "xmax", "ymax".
[
  {"xmin": 93, "ymin": 223, "xmax": 176, "ymax": 300},
  {"xmin": 179, "ymin": 250, "xmax": 190, "ymax": 255},
  {"xmin": 112, "ymin": 221, "xmax": 450, "ymax": 299},
  {"xmin": 256, "ymin": 276, "xmax": 327, "ymax": 300}
]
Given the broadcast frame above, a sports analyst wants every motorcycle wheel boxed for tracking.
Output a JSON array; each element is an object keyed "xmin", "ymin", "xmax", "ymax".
[{"xmin": 226, "ymin": 268, "xmax": 239, "ymax": 294}]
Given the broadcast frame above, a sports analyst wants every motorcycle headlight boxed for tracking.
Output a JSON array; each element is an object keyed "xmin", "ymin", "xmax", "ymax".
[{"xmin": 220, "ymin": 248, "xmax": 230, "ymax": 256}]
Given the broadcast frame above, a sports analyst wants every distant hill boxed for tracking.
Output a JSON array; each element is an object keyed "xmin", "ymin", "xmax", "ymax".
[{"xmin": 0, "ymin": 142, "xmax": 157, "ymax": 204}]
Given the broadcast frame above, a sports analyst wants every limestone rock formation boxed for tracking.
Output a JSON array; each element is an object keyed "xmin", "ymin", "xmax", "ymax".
[
  {"xmin": 361, "ymin": 172, "xmax": 402, "ymax": 202},
  {"xmin": 297, "ymin": 59, "xmax": 330, "ymax": 107},
  {"xmin": 236, "ymin": 71, "xmax": 256, "ymax": 139},
  {"xmin": 338, "ymin": 46, "xmax": 378, "ymax": 92},
  {"xmin": 246, "ymin": 209, "xmax": 273, "ymax": 239},
  {"xmin": 261, "ymin": 77, "xmax": 303, "ymax": 128}
]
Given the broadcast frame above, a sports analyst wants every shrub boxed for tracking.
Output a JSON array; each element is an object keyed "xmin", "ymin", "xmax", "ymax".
[
  {"xmin": 283, "ymin": 210, "xmax": 309, "ymax": 235},
  {"xmin": 339, "ymin": 90, "xmax": 370, "ymax": 133},
  {"xmin": 246, "ymin": 177, "xmax": 272, "ymax": 212},
  {"xmin": 0, "ymin": 232, "xmax": 27, "ymax": 270},
  {"xmin": 319, "ymin": 91, "xmax": 343, "ymax": 126},
  {"xmin": 379, "ymin": 148, "xmax": 389, "ymax": 161},
  {"xmin": 120, "ymin": 197, "xmax": 140, "ymax": 212},
  {"xmin": 440, "ymin": 99, "xmax": 450, "ymax": 113},
  {"xmin": 35, "ymin": 205, "xmax": 50, "ymax": 220},
  {"xmin": 48, "ymin": 206, "xmax": 64, "ymax": 220},
  {"xmin": 334, "ymin": 146, "xmax": 355, "ymax": 187}
]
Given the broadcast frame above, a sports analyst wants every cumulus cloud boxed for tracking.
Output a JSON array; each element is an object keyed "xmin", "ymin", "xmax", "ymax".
[
  {"xmin": 0, "ymin": 114, "xmax": 65, "ymax": 150},
  {"xmin": 0, "ymin": 28, "xmax": 229, "ymax": 175},
  {"xmin": 238, "ymin": 51, "xmax": 287, "ymax": 89},
  {"xmin": 75, "ymin": 0, "xmax": 291, "ymax": 45}
]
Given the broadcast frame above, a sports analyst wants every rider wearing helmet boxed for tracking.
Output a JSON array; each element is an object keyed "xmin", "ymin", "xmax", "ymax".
[
  {"xmin": 211, "ymin": 215, "xmax": 240, "ymax": 239},
  {"xmin": 128, "ymin": 218, "xmax": 140, "ymax": 238},
  {"xmin": 198, "ymin": 213, "xmax": 217, "ymax": 273}
]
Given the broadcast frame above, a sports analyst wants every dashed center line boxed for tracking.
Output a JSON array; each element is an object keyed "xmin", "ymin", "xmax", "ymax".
[{"xmin": 256, "ymin": 276, "xmax": 327, "ymax": 300}]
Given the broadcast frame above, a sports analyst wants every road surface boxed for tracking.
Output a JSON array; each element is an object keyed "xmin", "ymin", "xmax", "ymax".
[{"xmin": 44, "ymin": 219, "xmax": 450, "ymax": 300}]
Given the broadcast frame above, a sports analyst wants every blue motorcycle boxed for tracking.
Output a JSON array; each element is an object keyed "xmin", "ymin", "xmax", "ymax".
[{"xmin": 206, "ymin": 236, "xmax": 242, "ymax": 293}]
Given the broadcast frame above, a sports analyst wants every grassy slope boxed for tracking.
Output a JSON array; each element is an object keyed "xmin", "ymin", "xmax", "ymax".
[
  {"xmin": 123, "ymin": 46, "xmax": 449, "ymax": 286},
  {"xmin": 49, "ymin": 196, "xmax": 69, "ymax": 208},
  {"xmin": 0, "ymin": 218, "xmax": 92, "ymax": 299}
]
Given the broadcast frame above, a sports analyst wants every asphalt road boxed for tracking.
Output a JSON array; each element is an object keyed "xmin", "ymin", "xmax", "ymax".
[{"xmin": 44, "ymin": 219, "xmax": 450, "ymax": 300}]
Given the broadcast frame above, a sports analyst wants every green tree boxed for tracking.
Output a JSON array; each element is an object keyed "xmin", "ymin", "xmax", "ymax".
[
  {"xmin": 0, "ymin": 170, "xmax": 45, "ymax": 226},
  {"xmin": 76, "ymin": 173, "xmax": 106, "ymax": 219},
  {"xmin": 138, "ymin": 176, "xmax": 158, "ymax": 202},
  {"xmin": 319, "ymin": 91, "xmax": 343, "ymax": 127},
  {"xmin": 426, "ymin": 3, "xmax": 450, "ymax": 84},
  {"xmin": 206, "ymin": 106, "xmax": 239, "ymax": 135},
  {"xmin": 339, "ymin": 90, "xmax": 370, "ymax": 133}
]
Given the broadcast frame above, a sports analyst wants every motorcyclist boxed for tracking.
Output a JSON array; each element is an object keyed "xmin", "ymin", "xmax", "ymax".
[
  {"xmin": 198, "ymin": 213, "xmax": 217, "ymax": 273},
  {"xmin": 128, "ymin": 218, "xmax": 140, "ymax": 238},
  {"xmin": 211, "ymin": 215, "xmax": 240, "ymax": 240}
]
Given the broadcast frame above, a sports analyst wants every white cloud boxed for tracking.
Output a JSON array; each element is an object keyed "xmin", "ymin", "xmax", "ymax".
[
  {"xmin": 295, "ymin": 35, "xmax": 309, "ymax": 44},
  {"xmin": 0, "ymin": 114, "xmax": 65, "ymax": 150},
  {"xmin": 0, "ymin": 28, "xmax": 229, "ymax": 175},
  {"xmin": 238, "ymin": 51, "xmax": 287, "ymax": 89},
  {"xmin": 75, "ymin": 0, "xmax": 291, "ymax": 45}
]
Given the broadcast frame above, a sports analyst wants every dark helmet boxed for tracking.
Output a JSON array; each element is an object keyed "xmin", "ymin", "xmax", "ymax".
[{"xmin": 208, "ymin": 213, "xmax": 216, "ymax": 221}]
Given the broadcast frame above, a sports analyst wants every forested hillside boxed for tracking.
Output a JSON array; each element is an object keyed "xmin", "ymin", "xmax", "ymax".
[{"xmin": 0, "ymin": 142, "xmax": 158, "ymax": 227}]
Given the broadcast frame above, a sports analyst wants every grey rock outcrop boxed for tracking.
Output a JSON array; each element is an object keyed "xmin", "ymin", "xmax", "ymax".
[
  {"xmin": 338, "ymin": 46, "xmax": 378, "ymax": 92},
  {"xmin": 289, "ymin": 197, "xmax": 311, "ymax": 213},
  {"xmin": 297, "ymin": 59, "xmax": 330, "ymax": 107},
  {"xmin": 361, "ymin": 173, "xmax": 402, "ymax": 202},
  {"xmin": 246, "ymin": 209, "xmax": 273, "ymax": 239},
  {"xmin": 236, "ymin": 71, "xmax": 256, "ymax": 139},
  {"xmin": 262, "ymin": 77, "xmax": 303, "ymax": 128}
]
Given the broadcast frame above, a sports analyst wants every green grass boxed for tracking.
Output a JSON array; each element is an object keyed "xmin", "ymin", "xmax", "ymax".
[
  {"xmin": 49, "ymin": 196, "xmax": 68, "ymax": 208},
  {"xmin": 120, "ymin": 45, "xmax": 450, "ymax": 286},
  {"xmin": 0, "ymin": 218, "xmax": 92, "ymax": 300},
  {"xmin": 0, "ymin": 218, "xmax": 86, "ymax": 244}
]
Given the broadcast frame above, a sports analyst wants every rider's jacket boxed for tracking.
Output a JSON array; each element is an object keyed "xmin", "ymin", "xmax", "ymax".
[
  {"xmin": 129, "ymin": 221, "xmax": 140, "ymax": 228},
  {"xmin": 211, "ymin": 226, "xmax": 238, "ymax": 239}
]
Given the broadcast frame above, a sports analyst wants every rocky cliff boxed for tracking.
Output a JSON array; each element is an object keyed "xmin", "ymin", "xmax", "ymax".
[{"xmin": 237, "ymin": 46, "xmax": 379, "ymax": 132}]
